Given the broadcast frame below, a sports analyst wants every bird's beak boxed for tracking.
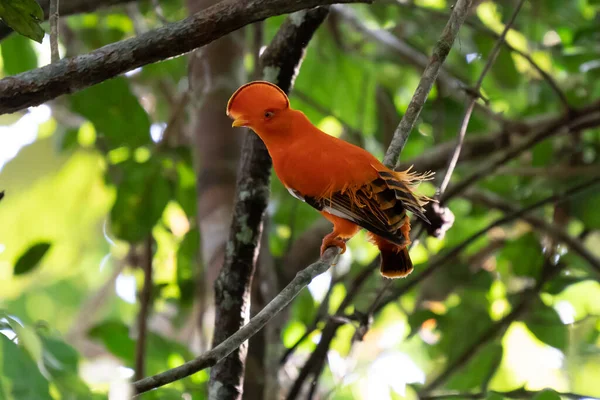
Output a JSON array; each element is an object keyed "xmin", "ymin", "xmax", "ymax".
[{"xmin": 231, "ymin": 117, "xmax": 249, "ymax": 128}]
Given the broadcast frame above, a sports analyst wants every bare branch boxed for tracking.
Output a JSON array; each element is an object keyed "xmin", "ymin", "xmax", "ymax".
[
  {"xmin": 391, "ymin": 0, "xmax": 571, "ymax": 111},
  {"xmin": 438, "ymin": 0, "xmax": 526, "ymax": 194},
  {"xmin": 132, "ymin": 247, "xmax": 340, "ymax": 395},
  {"xmin": 375, "ymin": 176, "xmax": 600, "ymax": 315},
  {"xmin": 134, "ymin": 236, "xmax": 153, "ymax": 381},
  {"xmin": 419, "ymin": 258, "xmax": 561, "ymax": 394},
  {"xmin": 465, "ymin": 189, "xmax": 600, "ymax": 275},
  {"xmin": 420, "ymin": 383, "xmax": 599, "ymax": 399},
  {"xmin": 331, "ymin": 4, "xmax": 502, "ymax": 123},
  {"xmin": 381, "ymin": 0, "xmax": 473, "ymax": 167},
  {"xmin": 49, "ymin": 0, "xmax": 60, "ymax": 62},
  {"xmin": 0, "ymin": 0, "xmax": 370, "ymax": 116},
  {"xmin": 286, "ymin": 263, "xmax": 376, "ymax": 400},
  {"xmin": 441, "ymin": 102, "xmax": 600, "ymax": 203}
]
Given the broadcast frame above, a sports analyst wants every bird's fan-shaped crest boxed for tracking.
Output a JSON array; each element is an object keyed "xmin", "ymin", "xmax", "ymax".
[{"xmin": 226, "ymin": 81, "xmax": 289, "ymax": 116}]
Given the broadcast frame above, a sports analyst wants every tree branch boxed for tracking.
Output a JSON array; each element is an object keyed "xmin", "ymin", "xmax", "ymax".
[
  {"xmin": 0, "ymin": 0, "xmax": 134, "ymax": 41},
  {"xmin": 375, "ymin": 176, "xmax": 600, "ymax": 315},
  {"xmin": 49, "ymin": 0, "xmax": 61, "ymax": 62},
  {"xmin": 134, "ymin": 236, "xmax": 153, "ymax": 381},
  {"xmin": 438, "ymin": 0, "xmax": 526, "ymax": 194},
  {"xmin": 331, "ymin": 4, "xmax": 501, "ymax": 123},
  {"xmin": 464, "ymin": 189, "xmax": 600, "ymax": 275},
  {"xmin": 132, "ymin": 247, "xmax": 339, "ymax": 395},
  {"xmin": 381, "ymin": 0, "xmax": 473, "ymax": 167},
  {"xmin": 0, "ymin": 0, "xmax": 370, "ymax": 116},
  {"xmin": 420, "ymin": 388, "xmax": 600, "ymax": 400},
  {"xmin": 441, "ymin": 102, "xmax": 600, "ymax": 202},
  {"xmin": 286, "ymin": 263, "xmax": 377, "ymax": 399},
  {"xmin": 209, "ymin": 7, "xmax": 331, "ymax": 400},
  {"xmin": 391, "ymin": 0, "xmax": 571, "ymax": 111},
  {"xmin": 419, "ymin": 258, "xmax": 562, "ymax": 394}
]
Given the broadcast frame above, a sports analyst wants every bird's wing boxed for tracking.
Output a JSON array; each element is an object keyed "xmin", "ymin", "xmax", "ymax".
[{"xmin": 291, "ymin": 168, "xmax": 431, "ymax": 246}]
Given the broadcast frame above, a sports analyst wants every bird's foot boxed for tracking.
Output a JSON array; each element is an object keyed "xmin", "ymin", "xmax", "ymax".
[{"xmin": 320, "ymin": 237, "xmax": 346, "ymax": 256}]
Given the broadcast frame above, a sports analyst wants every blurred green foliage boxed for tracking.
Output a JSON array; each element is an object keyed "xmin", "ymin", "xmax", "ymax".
[{"xmin": 0, "ymin": 0, "xmax": 599, "ymax": 399}]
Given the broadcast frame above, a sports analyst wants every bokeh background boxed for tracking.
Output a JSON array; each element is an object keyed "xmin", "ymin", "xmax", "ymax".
[{"xmin": 1, "ymin": 0, "xmax": 600, "ymax": 399}]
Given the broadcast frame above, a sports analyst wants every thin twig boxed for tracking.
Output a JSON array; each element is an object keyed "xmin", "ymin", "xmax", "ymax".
[
  {"xmin": 496, "ymin": 164, "xmax": 600, "ymax": 178},
  {"xmin": 381, "ymin": 0, "xmax": 473, "ymax": 167},
  {"xmin": 391, "ymin": 0, "xmax": 570, "ymax": 111},
  {"xmin": 286, "ymin": 263, "xmax": 376, "ymax": 400},
  {"xmin": 134, "ymin": 236, "xmax": 153, "ymax": 381},
  {"xmin": 132, "ymin": 247, "xmax": 339, "ymax": 395},
  {"xmin": 464, "ymin": 189, "xmax": 600, "ymax": 275},
  {"xmin": 441, "ymin": 105, "xmax": 600, "ymax": 203},
  {"xmin": 331, "ymin": 4, "xmax": 504, "ymax": 124},
  {"xmin": 375, "ymin": 176, "xmax": 600, "ymax": 314},
  {"xmin": 151, "ymin": 0, "xmax": 168, "ymax": 24},
  {"xmin": 438, "ymin": 0, "xmax": 526, "ymax": 194},
  {"xmin": 420, "ymin": 388, "xmax": 599, "ymax": 400},
  {"xmin": 49, "ymin": 0, "xmax": 60, "ymax": 62},
  {"xmin": 419, "ymin": 258, "xmax": 561, "ymax": 394}
]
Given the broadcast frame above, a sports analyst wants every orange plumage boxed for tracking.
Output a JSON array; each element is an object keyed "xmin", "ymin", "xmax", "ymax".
[{"xmin": 227, "ymin": 81, "xmax": 431, "ymax": 278}]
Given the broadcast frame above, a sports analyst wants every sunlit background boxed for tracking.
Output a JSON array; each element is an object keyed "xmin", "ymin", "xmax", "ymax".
[{"xmin": 1, "ymin": 0, "xmax": 600, "ymax": 399}]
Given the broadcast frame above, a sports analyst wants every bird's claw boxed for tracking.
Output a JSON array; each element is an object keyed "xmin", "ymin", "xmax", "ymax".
[{"xmin": 320, "ymin": 237, "xmax": 346, "ymax": 256}]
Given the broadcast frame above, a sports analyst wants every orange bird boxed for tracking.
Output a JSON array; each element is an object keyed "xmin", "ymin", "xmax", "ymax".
[{"xmin": 227, "ymin": 81, "xmax": 431, "ymax": 278}]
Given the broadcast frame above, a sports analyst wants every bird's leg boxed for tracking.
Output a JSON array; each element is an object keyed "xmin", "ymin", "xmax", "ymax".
[
  {"xmin": 320, "ymin": 231, "xmax": 347, "ymax": 256},
  {"xmin": 319, "ymin": 212, "xmax": 359, "ymax": 256}
]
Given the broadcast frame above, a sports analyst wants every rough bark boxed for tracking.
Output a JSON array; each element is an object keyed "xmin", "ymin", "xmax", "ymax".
[
  {"xmin": 0, "ymin": 0, "xmax": 369, "ymax": 115},
  {"xmin": 209, "ymin": 8, "xmax": 331, "ymax": 400}
]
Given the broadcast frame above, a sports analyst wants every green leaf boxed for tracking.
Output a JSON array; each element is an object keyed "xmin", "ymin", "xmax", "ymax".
[
  {"xmin": 524, "ymin": 298, "xmax": 568, "ymax": 350},
  {"xmin": 446, "ymin": 343, "xmax": 503, "ymax": 390},
  {"xmin": 499, "ymin": 233, "xmax": 544, "ymax": 278},
  {"xmin": 110, "ymin": 160, "xmax": 171, "ymax": 242},
  {"xmin": 568, "ymin": 188, "xmax": 600, "ymax": 229},
  {"xmin": 40, "ymin": 335, "xmax": 94, "ymax": 398},
  {"xmin": 291, "ymin": 289, "xmax": 317, "ymax": 326},
  {"xmin": 474, "ymin": 35, "xmax": 520, "ymax": 89},
  {"xmin": 70, "ymin": 77, "xmax": 151, "ymax": 149},
  {"xmin": 13, "ymin": 242, "xmax": 51, "ymax": 276},
  {"xmin": 177, "ymin": 228, "xmax": 199, "ymax": 307},
  {"xmin": 1, "ymin": 33, "xmax": 37, "ymax": 75},
  {"xmin": 0, "ymin": 0, "xmax": 44, "ymax": 43},
  {"xmin": 0, "ymin": 334, "xmax": 52, "ymax": 400},
  {"xmin": 544, "ymin": 275, "xmax": 590, "ymax": 295},
  {"xmin": 89, "ymin": 320, "xmax": 193, "ymax": 376},
  {"xmin": 532, "ymin": 389, "xmax": 561, "ymax": 400}
]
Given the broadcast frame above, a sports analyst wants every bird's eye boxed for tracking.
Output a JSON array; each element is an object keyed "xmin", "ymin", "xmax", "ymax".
[{"xmin": 264, "ymin": 111, "xmax": 274, "ymax": 119}]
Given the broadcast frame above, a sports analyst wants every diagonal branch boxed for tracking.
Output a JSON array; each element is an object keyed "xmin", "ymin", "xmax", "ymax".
[
  {"xmin": 421, "ymin": 389, "xmax": 600, "ymax": 400},
  {"xmin": 0, "ymin": 0, "xmax": 370, "ymax": 116},
  {"xmin": 464, "ymin": 189, "xmax": 600, "ymax": 274},
  {"xmin": 209, "ymin": 7, "xmax": 331, "ymax": 400},
  {"xmin": 419, "ymin": 259, "xmax": 562, "ymax": 394},
  {"xmin": 438, "ymin": 0, "xmax": 526, "ymax": 194},
  {"xmin": 374, "ymin": 176, "xmax": 600, "ymax": 315},
  {"xmin": 390, "ymin": 0, "xmax": 571, "ymax": 111},
  {"xmin": 441, "ymin": 102, "xmax": 600, "ymax": 203},
  {"xmin": 131, "ymin": 247, "xmax": 340, "ymax": 395},
  {"xmin": 381, "ymin": 0, "xmax": 473, "ymax": 167},
  {"xmin": 331, "ymin": 4, "xmax": 502, "ymax": 123},
  {"xmin": 134, "ymin": 236, "xmax": 153, "ymax": 381}
]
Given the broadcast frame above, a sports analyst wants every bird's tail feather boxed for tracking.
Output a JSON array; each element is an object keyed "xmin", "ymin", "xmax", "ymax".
[{"xmin": 369, "ymin": 233, "xmax": 413, "ymax": 278}]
